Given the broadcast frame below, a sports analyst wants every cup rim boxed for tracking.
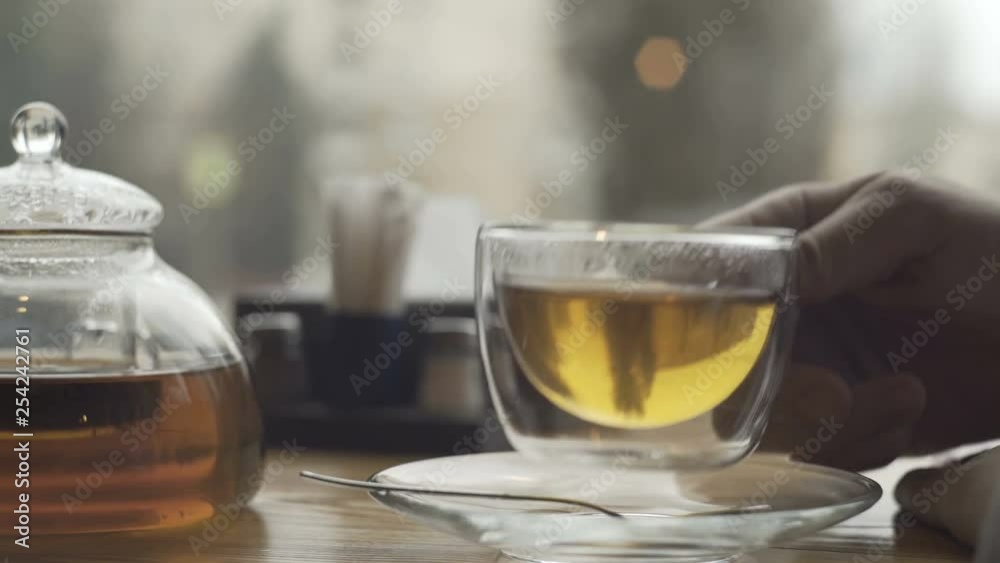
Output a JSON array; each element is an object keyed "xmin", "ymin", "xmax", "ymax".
[{"xmin": 479, "ymin": 220, "xmax": 796, "ymax": 247}]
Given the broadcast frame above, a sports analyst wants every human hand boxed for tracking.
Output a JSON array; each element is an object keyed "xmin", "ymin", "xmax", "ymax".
[
  {"xmin": 705, "ymin": 172, "xmax": 1000, "ymax": 469},
  {"xmin": 895, "ymin": 446, "xmax": 1000, "ymax": 550}
]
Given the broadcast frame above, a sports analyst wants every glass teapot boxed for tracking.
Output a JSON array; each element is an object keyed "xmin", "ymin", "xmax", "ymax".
[{"xmin": 0, "ymin": 102, "xmax": 262, "ymax": 534}]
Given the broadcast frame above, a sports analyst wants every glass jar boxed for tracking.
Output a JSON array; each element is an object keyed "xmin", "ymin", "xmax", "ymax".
[{"xmin": 0, "ymin": 102, "xmax": 262, "ymax": 534}]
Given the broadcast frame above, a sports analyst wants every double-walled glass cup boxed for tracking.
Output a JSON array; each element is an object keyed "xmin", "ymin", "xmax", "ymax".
[{"xmin": 476, "ymin": 222, "xmax": 797, "ymax": 469}]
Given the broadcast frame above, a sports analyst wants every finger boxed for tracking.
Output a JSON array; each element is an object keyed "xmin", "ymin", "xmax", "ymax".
[
  {"xmin": 761, "ymin": 363, "xmax": 851, "ymax": 453},
  {"xmin": 806, "ymin": 373, "xmax": 926, "ymax": 470},
  {"xmin": 896, "ymin": 467, "xmax": 951, "ymax": 529},
  {"xmin": 895, "ymin": 447, "xmax": 1000, "ymax": 547},
  {"xmin": 822, "ymin": 426, "xmax": 913, "ymax": 472},
  {"xmin": 794, "ymin": 174, "xmax": 949, "ymax": 303},
  {"xmin": 700, "ymin": 172, "xmax": 883, "ymax": 230},
  {"xmin": 792, "ymin": 299, "xmax": 884, "ymax": 384}
]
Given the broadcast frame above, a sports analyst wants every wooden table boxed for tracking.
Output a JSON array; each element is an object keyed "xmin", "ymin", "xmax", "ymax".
[{"xmin": 0, "ymin": 449, "xmax": 973, "ymax": 563}]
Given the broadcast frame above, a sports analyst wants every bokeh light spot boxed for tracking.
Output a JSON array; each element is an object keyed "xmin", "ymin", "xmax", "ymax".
[
  {"xmin": 634, "ymin": 37, "xmax": 687, "ymax": 91},
  {"xmin": 183, "ymin": 134, "xmax": 241, "ymax": 209}
]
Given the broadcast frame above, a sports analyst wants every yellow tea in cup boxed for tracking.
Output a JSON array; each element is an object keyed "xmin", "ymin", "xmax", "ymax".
[{"xmin": 500, "ymin": 282, "xmax": 774, "ymax": 428}]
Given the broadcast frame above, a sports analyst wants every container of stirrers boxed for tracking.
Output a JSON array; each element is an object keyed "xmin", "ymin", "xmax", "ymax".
[
  {"xmin": 315, "ymin": 312, "xmax": 424, "ymax": 407},
  {"xmin": 317, "ymin": 175, "xmax": 424, "ymax": 407}
]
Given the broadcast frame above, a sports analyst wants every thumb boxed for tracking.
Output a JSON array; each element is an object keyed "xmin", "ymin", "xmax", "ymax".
[
  {"xmin": 792, "ymin": 174, "xmax": 945, "ymax": 303},
  {"xmin": 702, "ymin": 173, "xmax": 946, "ymax": 303}
]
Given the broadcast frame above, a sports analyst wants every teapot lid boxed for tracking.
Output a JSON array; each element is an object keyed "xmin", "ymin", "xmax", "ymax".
[{"xmin": 0, "ymin": 101, "xmax": 163, "ymax": 233}]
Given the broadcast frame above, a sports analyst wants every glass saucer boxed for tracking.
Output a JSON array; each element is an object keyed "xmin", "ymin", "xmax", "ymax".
[{"xmin": 368, "ymin": 452, "xmax": 881, "ymax": 563}]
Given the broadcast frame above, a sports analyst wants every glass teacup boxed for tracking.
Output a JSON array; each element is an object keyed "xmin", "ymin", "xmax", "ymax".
[{"xmin": 475, "ymin": 222, "xmax": 798, "ymax": 469}]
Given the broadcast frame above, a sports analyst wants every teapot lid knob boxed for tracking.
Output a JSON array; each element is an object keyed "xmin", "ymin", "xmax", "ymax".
[{"xmin": 10, "ymin": 101, "xmax": 67, "ymax": 161}]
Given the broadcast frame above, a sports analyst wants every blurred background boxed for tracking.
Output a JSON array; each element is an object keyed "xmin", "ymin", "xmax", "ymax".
[{"xmin": 0, "ymin": 0, "xmax": 997, "ymax": 306}]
